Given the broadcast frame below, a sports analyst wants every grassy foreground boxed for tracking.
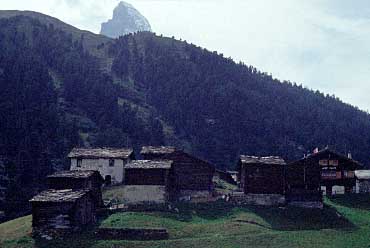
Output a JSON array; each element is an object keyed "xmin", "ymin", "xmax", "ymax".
[{"xmin": 1, "ymin": 195, "xmax": 370, "ymax": 248}]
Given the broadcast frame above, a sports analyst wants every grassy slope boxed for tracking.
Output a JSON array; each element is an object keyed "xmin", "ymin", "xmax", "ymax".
[
  {"xmin": 0, "ymin": 215, "xmax": 33, "ymax": 248},
  {"xmin": 1, "ymin": 195, "xmax": 370, "ymax": 248}
]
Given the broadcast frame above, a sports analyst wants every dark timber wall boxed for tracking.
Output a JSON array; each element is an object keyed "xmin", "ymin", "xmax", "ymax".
[
  {"xmin": 31, "ymin": 194, "xmax": 96, "ymax": 230},
  {"xmin": 240, "ymin": 163, "xmax": 285, "ymax": 194},
  {"xmin": 142, "ymin": 151, "xmax": 215, "ymax": 192},
  {"xmin": 286, "ymin": 159, "xmax": 322, "ymax": 202}
]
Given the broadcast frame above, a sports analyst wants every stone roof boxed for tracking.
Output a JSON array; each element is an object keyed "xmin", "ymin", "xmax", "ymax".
[
  {"xmin": 140, "ymin": 146, "xmax": 176, "ymax": 155},
  {"xmin": 47, "ymin": 170, "xmax": 99, "ymax": 179},
  {"xmin": 68, "ymin": 148, "xmax": 133, "ymax": 159},
  {"xmin": 355, "ymin": 170, "xmax": 370, "ymax": 180},
  {"xmin": 125, "ymin": 160, "xmax": 173, "ymax": 169},
  {"xmin": 240, "ymin": 155, "xmax": 286, "ymax": 165},
  {"xmin": 30, "ymin": 189, "xmax": 90, "ymax": 203}
]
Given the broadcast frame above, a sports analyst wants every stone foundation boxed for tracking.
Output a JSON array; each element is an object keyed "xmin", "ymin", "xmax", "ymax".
[
  {"xmin": 178, "ymin": 190, "xmax": 212, "ymax": 202},
  {"xmin": 230, "ymin": 193, "xmax": 286, "ymax": 206},
  {"xmin": 122, "ymin": 185, "xmax": 168, "ymax": 205},
  {"xmin": 288, "ymin": 201, "xmax": 323, "ymax": 209}
]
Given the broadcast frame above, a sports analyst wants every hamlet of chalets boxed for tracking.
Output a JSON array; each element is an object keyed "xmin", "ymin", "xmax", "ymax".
[{"xmin": 25, "ymin": 144, "xmax": 370, "ymax": 238}]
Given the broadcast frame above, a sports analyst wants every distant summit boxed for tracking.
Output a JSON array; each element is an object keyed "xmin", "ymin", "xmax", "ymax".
[{"xmin": 100, "ymin": 1, "xmax": 151, "ymax": 38}]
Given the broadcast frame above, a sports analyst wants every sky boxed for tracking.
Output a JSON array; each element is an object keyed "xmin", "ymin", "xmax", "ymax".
[{"xmin": 1, "ymin": 0, "xmax": 370, "ymax": 111}]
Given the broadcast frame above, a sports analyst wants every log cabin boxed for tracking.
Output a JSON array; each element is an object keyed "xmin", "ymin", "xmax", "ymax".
[
  {"xmin": 122, "ymin": 160, "xmax": 174, "ymax": 204},
  {"xmin": 68, "ymin": 148, "xmax": 134, "ymax": 185},
  {"xmin": 140, "ymin": 146, "xmax": 215, "ymax": 201},
  {"xmin": 47, "ymin": 170, "xmax": 104, "ymax": 207},
  {"xmin": 30, "ymin": 189, "xmax": 96, "ymax": 232}
]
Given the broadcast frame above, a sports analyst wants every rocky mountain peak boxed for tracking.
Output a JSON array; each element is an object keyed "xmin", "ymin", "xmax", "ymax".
[{"xmin": 100, "ymin": 1, "xmax": 152, "ymax": 38}]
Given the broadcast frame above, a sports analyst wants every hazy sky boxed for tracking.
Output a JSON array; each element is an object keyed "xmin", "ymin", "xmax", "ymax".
[{"xmin": 1, "ymin": 0, "xmax": 370, "ymax": 111}]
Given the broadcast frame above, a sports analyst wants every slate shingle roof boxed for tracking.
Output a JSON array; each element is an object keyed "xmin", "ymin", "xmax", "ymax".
[
  {"xmin": 47, "ymin": 170, "xmax": 98, "ymax": 179},
  {"xmin": 140, "ymin": 146, "xmax": 176, "ymax": 155},
  {"xmin": 30, "ymin": 189, "xmax": 90, "ymax": 203},
  {"xmin": 355, "ymin": 170, "xmax": 370, "ymax": 180},
  {"xmin": 240, "ymin": 155, "xmax": 286, "ymax": 165},
  {"xmin": 68, "ymin": 148, "xmax": 133, "ymax": 159},
  {"xmin": 125, "ymin": 160, "xmax": 173, "ymax": 169}
]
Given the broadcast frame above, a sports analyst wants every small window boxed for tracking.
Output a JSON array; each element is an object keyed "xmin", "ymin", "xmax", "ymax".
[
  {"xmin": 329, "ymin": 160, "xmax": 339, "ymax": 166},
  {"xmin": 77, "ymin": 159, "xmax": 82, "ymax": 168},
  {"xmin": 319, "ymin": 160, "xmax": 328, "ymax": 166},
  {"xmin": 109, "ymin": 159, "xmax": 115, "ymax": 167}
]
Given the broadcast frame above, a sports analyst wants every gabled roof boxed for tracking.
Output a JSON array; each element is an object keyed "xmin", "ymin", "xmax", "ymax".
[
  {"xmin": 125, "ymin": 160, "xmax": 173, "ymax": 169},
  {"xmin": 290, "ymin": 148, "xmax": 362, "ymax": 168},
  {"xmin": 141, "ymin": 146, "xmax": 215, "ymax": 172},
  {"xmin": 355, "ymin": 170, "xmax": 370, "ymax": 180},
  {"xmin": 68, "ymin": 147, "xmax": 133, "ymax": 159},
  {"xmin": 47, "ymin": 170, "xmax": 102, "ymax": 180},
  {"xmin": 240, "ymin": 155, "xmax": 286, "ymax": 165},
  {"xmin": 140, "ymin": 146, "xmax": 176, "ymax": 155},
  {"xmin": 30, "ymin": 189, "xmax": 90, "ymax": 203}
]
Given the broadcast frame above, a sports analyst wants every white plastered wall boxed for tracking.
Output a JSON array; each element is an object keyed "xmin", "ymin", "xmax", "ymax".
[{"xmin": 70, "ymin": 158, "xmax": 130, "ymax": 185}]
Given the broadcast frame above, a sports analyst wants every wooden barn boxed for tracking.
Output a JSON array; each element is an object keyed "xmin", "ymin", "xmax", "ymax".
[
  {"xmin": 233, "ymin": 156, "xmax": 286, "ymax": 206},
  {"xmin": 290, "ymin": 149, "xmax": 361, "ymax": 196},
  {"xmin": 141, "ymin": 146, "xmax": 215, "ymax": 201},
  {"xmin": 30, "ymin": 189, "xmax": 96, "ymax": 232},
  {"xmin": 237, "ymin": 156, "xmax": 286, "ymax": 195},
  {"xmin": 68, "ymin": 147, "xmax": 134, "ymax": 185},
  {"xmin": 47, "ymin": 170, "xmax": 104, "ymax": 207},
  {"xmin": 122, "ymin": 160, "xmax": 174, "ymax": 204},
  {"xmin": 286, "ymin": 157, "xmax": 322, "ymax": 207}
]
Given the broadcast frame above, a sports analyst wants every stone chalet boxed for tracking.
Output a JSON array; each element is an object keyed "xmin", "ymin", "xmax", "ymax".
[{"xmin": 68, "ymin": 148, "xmax": 134, "ymax": 185}]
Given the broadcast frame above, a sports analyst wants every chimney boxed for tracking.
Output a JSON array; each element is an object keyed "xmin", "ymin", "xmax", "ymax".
[{"xmin": 348, "ymin": 152, "xmax": 352, "ymax": 159}]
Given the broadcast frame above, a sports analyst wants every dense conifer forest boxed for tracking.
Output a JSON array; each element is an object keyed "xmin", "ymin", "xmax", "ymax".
[{"xmin": 0, "ymin": 12, "xmax": 369, "ymax": 217}]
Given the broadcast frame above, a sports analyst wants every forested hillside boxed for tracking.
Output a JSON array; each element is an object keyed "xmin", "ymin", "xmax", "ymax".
[
  {"xmin": 0, "ymin": 11, "xmax": 369, "ymax": 217},
  {"xmin": 110, "ymin": 33, "xmax": 370, "ymax": 166}
]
